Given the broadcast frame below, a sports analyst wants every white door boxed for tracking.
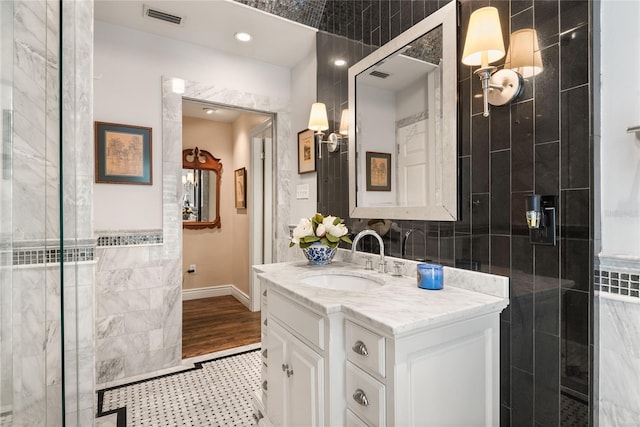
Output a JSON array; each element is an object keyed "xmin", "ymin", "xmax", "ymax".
[
  {"xmin": 287, "ymin": 335, "xmax": 324, "ymax": 427},
  {"xmin": 396, "ymin": 119, "xmax": 429, "ymax": 206},
  {"xmin": 266, "ymin": 322, "xmax": 287, "ymax": 426}
]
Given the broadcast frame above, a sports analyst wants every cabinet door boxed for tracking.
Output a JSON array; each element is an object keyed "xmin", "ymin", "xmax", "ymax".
[
  {"xmin": 266, "ymin": 323, "xmax": 287, "ymax": 426},
  {"xmin": 288, "ymin": 334, "xmax": 324, "ymax": 427}
]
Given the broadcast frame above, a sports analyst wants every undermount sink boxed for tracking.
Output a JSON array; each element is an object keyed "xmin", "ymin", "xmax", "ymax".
[{"xmin": 299, "ymin": 272, "xmax": 384, "ymax": 291}]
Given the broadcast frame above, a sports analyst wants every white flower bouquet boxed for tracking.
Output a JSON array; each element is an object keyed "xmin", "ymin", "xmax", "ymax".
[{"xmin": 290, "ymin": 213, "xmax": 352, "ymax": 249}]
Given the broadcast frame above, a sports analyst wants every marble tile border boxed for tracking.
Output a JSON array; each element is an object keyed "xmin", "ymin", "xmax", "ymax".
[
  {"xmin": 10, "ymin": 239, "xmax": 96, "ymax": 266},
  {"xmin": 595, "ymin": 255, "xmax": 640, "ymax": 300},
  {"xmin": 95, "ymin": 230, "xmax": 163, "ymax": 247}
]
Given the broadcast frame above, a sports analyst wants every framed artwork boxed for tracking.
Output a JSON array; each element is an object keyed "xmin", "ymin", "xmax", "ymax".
[
  {"xmin": 95, "ymin": 121, "xmax": 152, "ymax": 185},
  {"xmin": 234, "ymin": 167, "xmax": 247, "ymax": 209},
  {"xmin": 297, "ymin": 129, "xmax": 316, "ymax": 174},
  {"xmin": 366, "ymin": 151, "xmax": 391, "ymax": 191}
]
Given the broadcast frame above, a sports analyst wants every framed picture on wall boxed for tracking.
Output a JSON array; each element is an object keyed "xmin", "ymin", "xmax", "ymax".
[
  {"xmin": 234, "ymin": 167, "xmax": 247, "ymax": 209},
  {"xmin": 95, "ymin": 121, "xmax": 152, "ymax": 185},
  {"xmin": 366, "ymin": 151, "xmax": 391, "ymax": 191},
  {"xmin": 298, "ymin": 129, "xmax": 316, "ymax": 174}
]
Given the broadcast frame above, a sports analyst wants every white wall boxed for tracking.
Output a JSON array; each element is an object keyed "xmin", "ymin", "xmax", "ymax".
[
  {"xmin": 599, "ymin": 0, "xmax": 640, "ymax": 259},
  {"xmin": 290, "ymin": 46, "xmax": 318, "ymax": 223},
  {"xmin": 94, "ymin": 21, "xmax": 292, "ymax": 231},
  {"xmin": 356, "ymin": 84, "xmax": 396, "ymax": 206}
]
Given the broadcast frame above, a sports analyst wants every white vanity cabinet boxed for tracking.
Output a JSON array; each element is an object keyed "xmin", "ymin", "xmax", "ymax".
[
  {"xmin": 344, "ymin": 312, "xmax": 501, "ymax": 426},
  {"xmin": 266, "ymin": 319, "xmax": 324, "ymax": 426},
  {"xmin": 257, "ymin": 281, "xmax": 345, "ymax": 427},
  {"xmin": 252, "ymin": 261, "xmax": 509, "ymax": 427}
]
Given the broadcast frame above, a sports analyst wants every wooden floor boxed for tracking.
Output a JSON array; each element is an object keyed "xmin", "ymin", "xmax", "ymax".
[{"xmin": 182, "ymin": 295, "xmax": 261, "ymax": 359}]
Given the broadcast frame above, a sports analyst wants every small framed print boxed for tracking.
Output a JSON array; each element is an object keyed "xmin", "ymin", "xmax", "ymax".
[
  {"xmin": 234, "ymin": 167, "xmax": 247, "ymax": 209},
  {"xmin": 95, "ymin": 121, "xmax": 152, "ymax": 185},
  {"xmin": 298, "ymin": 129, "xmax": 316, "ymax": 174},
  {"xmin": 366, "ymin": 151, "xmax": 391, "ymax": 191}
]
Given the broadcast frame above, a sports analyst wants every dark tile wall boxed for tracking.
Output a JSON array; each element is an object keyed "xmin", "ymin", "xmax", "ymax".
[{"xmin": 316, "ymin": 0, "xmax": 593, "ymax": 425}]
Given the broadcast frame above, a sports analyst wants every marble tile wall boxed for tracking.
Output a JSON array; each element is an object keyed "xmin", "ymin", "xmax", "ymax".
[
  {"xmin": 1, "ymin": 0, "xmax": 95, "ymax": 425},
  {"xmin": 595, "ymin": 257, "xmax": 640, "ymax": 425},
  {"xmin": 94, "ymin": 233, "xmax": 177, "ymax": 385}
]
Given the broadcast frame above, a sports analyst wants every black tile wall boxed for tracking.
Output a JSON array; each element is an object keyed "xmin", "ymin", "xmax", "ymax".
[{"xmin": 316, "ymin": 0, "xmax": 593, "ymax": 425}]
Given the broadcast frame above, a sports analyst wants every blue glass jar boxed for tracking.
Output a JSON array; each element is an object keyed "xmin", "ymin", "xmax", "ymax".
[{"xmin": 417, "ymin": 263, "xmax": 443, "ymax": 290}]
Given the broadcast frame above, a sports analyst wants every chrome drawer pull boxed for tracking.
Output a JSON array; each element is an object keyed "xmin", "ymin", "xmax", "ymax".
[
  {"xmin": 262, "ymin": 349, "xmax": 268, "ymax": 358},
  {"xmin": 261, "ymin": 380, "xmax": 268, "ymax": 391},
  {"xmin": 352, "ymin": 340, "xmax": 369, "ymax": 356},
  {"xmin": 353, "ymin": 389, "xmax": 369, "ymax": 407}
]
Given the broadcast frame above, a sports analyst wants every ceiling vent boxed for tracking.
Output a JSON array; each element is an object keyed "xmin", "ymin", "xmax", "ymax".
[
  {"xmin": 143, "ymin": 5, "xmax": 185, "ymax": 26},
  {"xmin": 370, "ymin": 70, "xmax": 390, "ymax": 79}
]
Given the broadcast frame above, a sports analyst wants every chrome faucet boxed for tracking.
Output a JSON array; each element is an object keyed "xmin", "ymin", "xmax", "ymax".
[
  {"xmin": 351, "ymin": 229, "xmax": 386, "ymax": 273},
  {"xmin": 402, "ymin": 228, "xmax": 426, "ymax": 261}
]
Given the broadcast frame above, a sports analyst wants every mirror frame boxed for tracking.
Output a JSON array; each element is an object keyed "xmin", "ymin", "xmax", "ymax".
[
  {"xmin": 348, "ymin": 0, "xmax": 458, "ymax": 221},
  {"xmin": 182, "ymin": 147, "xmax": 222, "ymax": 229}
]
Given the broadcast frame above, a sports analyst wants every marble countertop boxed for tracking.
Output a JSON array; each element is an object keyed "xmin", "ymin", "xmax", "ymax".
[{"xmin": 255, "ymin": 260, "xmax": 510, "ymax": 338}]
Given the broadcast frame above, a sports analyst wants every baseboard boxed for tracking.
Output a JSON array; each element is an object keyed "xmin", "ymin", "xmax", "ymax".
[{"xmin": 182, "ymin": 284, "xmax": 251, "ymax": 310}]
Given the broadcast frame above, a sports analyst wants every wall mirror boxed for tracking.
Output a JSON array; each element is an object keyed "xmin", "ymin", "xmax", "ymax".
[
  {"xmin": 182, "ymin": 147, "xmax": 222, "ymax": 229},
  {"xmin": 348, "ymin": 0, "xmax": 458, "ymax": 221}
]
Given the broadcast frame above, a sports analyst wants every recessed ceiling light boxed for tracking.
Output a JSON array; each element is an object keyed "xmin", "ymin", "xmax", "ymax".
[
  {"xmin": 203, "ymin": 108, "xmax": 216, "ymax": 115},
  {"xmin": 334, "ymin": 59, "xmax": 347, "ymax": 67},
  {"xmin": 235, "ymin": 32, "xmax": 252, "ymax": 42}
]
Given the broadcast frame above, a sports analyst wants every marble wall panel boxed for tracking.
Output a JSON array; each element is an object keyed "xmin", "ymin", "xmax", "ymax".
[{"xmin": 596, "ymin": 257, "xmax": 640, "ymax": 425}]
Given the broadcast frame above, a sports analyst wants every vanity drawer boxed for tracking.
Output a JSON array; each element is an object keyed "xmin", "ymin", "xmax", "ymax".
[
  {"xmin": 346, "ymin": 320, "xmax": 385, "ymax": 378},
  {"xmin": 347, "ymin": 410, "xmax": 370, "ymax": 427},
  {"xmin": 268, "ymin": 291, "xmax": 324, "ymax": 350},
  {"xmin": 346, "ymin": 362, "xmax": 386, "ymax": 427}
]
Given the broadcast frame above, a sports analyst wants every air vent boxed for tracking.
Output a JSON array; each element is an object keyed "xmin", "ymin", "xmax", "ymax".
[
  {"xmin": 143, "ymin": 5, "xmax": 184, "ymax": 26},
  {"xmin": 370, "ymin": 70, "xmax": 390, "ymax": 79}
]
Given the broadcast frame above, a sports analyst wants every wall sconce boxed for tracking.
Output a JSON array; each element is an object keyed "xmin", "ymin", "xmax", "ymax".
[
  {"xmin": 462, "ymin": 7, "xmax": 523, "ymax": 117},
  {"xmin": 525, "ymin": 195, "xmax": 557, "ymax": 245},
  {"xmin": 504, "ymin": 29, "xmax": 543, "ymax": 79},
  {"xmin": 308, "ymin": 103, "xmax": 348, "ymax": 159}
]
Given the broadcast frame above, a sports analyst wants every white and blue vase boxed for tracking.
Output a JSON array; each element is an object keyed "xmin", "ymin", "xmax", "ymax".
[{"xmin": 302, "ymin": 242, "xmax": 337, "ymax": 265}]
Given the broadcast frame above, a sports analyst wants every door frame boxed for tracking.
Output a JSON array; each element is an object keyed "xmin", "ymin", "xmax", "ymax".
[{"xmin": 249, "ymin": 118, "xmax": 275, "ymax": 311}]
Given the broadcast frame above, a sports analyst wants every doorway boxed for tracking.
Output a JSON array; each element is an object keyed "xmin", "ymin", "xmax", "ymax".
[{"xmin": 180, "ymin": 99, "xmax": 274, "ymax": 358}]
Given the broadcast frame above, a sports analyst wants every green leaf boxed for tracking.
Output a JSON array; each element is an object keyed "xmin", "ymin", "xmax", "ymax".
[
  {"xmin": 289, "ymin": 241, "xmax": 295, "ymax": 247},
  {"xmin": 299, "ymin": 240, "xmax": 313, "ymax": 249},
  {"xmin": 341, "ymin": 235, "xmax": 353, "ymax": 244},
  {"xmin": 326, "ymin": 233, "xmax": 339, "ymax": 243},
  {"xmin": 312, "ymin": 213, "xmax": 324, "ymax": 224},
  {"xmin": 333, "ymin": 217, "xmax": 341, "ymax": 226},
  {"xmin": 301, "ymin": 235, "xmax": 320, "ymax": 243}
]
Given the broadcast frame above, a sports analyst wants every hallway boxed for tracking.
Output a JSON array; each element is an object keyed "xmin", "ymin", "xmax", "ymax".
[{"xmin": 182, "ymin": 296, "xmax": 261, "ymax": 358}]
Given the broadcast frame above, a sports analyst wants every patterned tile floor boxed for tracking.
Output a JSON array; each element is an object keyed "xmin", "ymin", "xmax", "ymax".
[{"xmin": 96, "ymin": 349, "xmax": 261, "ymax": 426}]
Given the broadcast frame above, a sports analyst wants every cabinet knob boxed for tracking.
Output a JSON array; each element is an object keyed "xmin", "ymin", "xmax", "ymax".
[
  {"xmin": 263, "ymin": 289, "xmax": 267, "ymax": 297},
  {"xmin": 286, "ymin": 368, "xmax": 294, "ymax": 378},
  {"xmin": 352, "ymin": 389, "xmax": 369, "ymax": 407},
  {"xmin": 282, "ymin": 363, "xmax": 289, "ymax": 372},
  {"xmin": 262, "ymin": 349, "xmax": 268, "ymax": 358},
  {"xmin": 352, "ymin": 340, "xmax": 369, "ymax": 356},
  {"xmin": 262, "ymin": 380, "xmax": 268, "ymax": 391},
  {"xmin": 263, "ymin": 318, "xmax": 268, "ymax": 326}
]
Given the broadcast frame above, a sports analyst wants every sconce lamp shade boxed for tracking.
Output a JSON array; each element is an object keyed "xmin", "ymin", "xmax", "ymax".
[
  {"xmin": 339, "ymin": 109, "xmax": 349, "ymax": 135},
  {"xmin": 504, "ymin": 29, "xmax": 543, "ymax": 78},
  {"xmin": 461, "ymin": 7, "xmax": 505, "ymax": 67},
  {"xmin": 308, "ymin": 102, "xmax": 329, "ymax": 132}
]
